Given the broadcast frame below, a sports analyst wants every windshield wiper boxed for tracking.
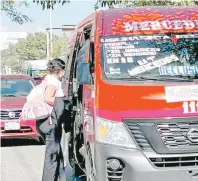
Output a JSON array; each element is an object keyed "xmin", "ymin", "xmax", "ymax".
[
  {"xmin": 115, "ymin": 76, "xmax": 195, "ymax": 82},
  {"xmin": 1, "ymin": 94, "xmax": 17, "ymax": 97},
  {"xmin": 149, "ymin": 76, "xmax": 197, "ymax": 82},
  {"xmin": 16, "ymin": 93, "xmax": 28, "ymax": 96}
]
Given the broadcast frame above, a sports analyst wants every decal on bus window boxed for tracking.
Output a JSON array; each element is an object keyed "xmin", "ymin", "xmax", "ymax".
[
  {"xmin": 101, "ymin": 33, "xmax": 198, "ymax": 79},
  {"xmin": 165, "ymin": 85, "xmax": 198, "ymax": 103},
  {"xmin": 112, "ymin": 9, "xmax": 198, "ymax": 34},
  {"xmin": 159, "ymin": 66, "xmax": 198, "ymax": 76},
  {"xmin": 127, "ymin": 54, "xmax": 179, "ymax": 76},
  {"xmin": 182, "ymin": 101, "xmax": 198, "ymax": 114},
  {"xmin": 123, "ymin": 20, "xmax": 198, "ymax": 32},
  {"xmin": 107, "ymin": 57, "xmax": 133, "ymax": 64},
  {"xmin": 102, "ymin": 34, "xmax": 198, "ymax": 42},
  {"xmin": 137, "ymin": 56, "xmax": 155, "ymax": 65},
  {"xmin": 108, "ymin": 67, "xmax": 121, "ymax": 75},
  {"xmin": 123, "ymin": 51, "xmax": 157, "ymax": 57}
]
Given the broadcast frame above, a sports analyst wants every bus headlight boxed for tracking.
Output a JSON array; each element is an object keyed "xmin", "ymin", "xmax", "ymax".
[{"xmin": 95, "ymin": 117, "xmax": 137, "ymax": 149}]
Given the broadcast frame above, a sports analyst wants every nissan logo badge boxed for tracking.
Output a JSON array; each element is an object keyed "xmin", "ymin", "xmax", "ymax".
[
  {"xmin": 8, "ymin": 112, "xmax": 16, "ymax": 118},
  {"xmin": 186, "ymin": 128, "xmax": 198, "ymax": 143}
]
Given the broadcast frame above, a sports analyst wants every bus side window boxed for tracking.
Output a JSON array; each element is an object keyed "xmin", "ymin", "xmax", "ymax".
[
  {"xmin": 81, "ymin": 24, "xmax": 95, "ymax": 76},
  {"xmin": 81, "ymin": 24, "xmax": 92, "ymax": 47}
]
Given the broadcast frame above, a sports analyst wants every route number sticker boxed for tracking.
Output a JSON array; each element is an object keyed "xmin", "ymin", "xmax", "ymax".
[{"xmin": 182, "ymin": 101, "xmax": 198, "ymax": 114}]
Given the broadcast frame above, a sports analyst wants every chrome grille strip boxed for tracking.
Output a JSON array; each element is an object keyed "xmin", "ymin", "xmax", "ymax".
[
  {"xmin": 0, "ymin": 110, "xmax": 22, "ymax": 120},
  {"xmin": 156, "ymin": 122, "xmax": 198, "ymax": 148},
  {"xmin": 150, "ymin": 155, "xmax": 198, "ymax": 167}
]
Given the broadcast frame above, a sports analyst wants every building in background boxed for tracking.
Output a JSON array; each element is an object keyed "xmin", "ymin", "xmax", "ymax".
[
  {"xmin": 0, "ymin": 32, "xmax": 27, "ymax": 74},
  {"xmin": 0, "ymin": 32, "xmax": 27, "ymax": 50}
]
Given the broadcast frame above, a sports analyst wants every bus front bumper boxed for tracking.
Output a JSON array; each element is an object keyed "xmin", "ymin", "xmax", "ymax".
[{"xmin": 94, "ymin": 143, "xmax": 198, "ymax": 181}]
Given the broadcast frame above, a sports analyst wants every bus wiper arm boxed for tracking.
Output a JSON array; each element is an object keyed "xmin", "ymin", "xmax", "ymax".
[
  {"xmin": 1, "ymin": 94, "xmax": 17, "ymax": 97},
  {"xmin": 128, "ymin": 76, "xmax": 194, "ymax": 82}
]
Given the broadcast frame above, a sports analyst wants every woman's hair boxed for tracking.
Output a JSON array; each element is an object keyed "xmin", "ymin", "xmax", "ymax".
[{"xmin": 47, "ymin": 58, "xmax": 65, "ymax": 73}]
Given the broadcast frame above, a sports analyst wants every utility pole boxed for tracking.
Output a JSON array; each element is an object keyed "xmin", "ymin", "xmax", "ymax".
[
  {"xmin": 46, "ymin": 29, "xmax": 50, "ymax": 61},
  {"xmin": 46, "ymin": 25, "xmax": 76, "ymax": 61},
  {"xmin": 49, "ymin": 8, "xmax": 53, "ymax": 59}
]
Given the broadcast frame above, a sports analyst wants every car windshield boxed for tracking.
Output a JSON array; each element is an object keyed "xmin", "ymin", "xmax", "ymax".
[
  {"xmin": 101, "ymin": 33, "xmax": 198, "ymax": 81},
  {"xmin": 1, "ymin": 79, "xmax": 35, "ymax": 97}
]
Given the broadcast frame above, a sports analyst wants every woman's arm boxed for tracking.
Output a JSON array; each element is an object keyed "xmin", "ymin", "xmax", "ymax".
[{"xmin": 44, "ymin": 85, "xmax": 56, "ymax": 106}]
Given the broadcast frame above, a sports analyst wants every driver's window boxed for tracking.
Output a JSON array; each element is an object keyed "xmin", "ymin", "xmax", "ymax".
[{"xmin": 75, "ymin": 24, "xmax": 94, "ymax": 84}]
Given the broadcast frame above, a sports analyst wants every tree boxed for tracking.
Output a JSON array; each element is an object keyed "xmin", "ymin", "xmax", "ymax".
[
  {"xmin": 1, "ymin": 0, "xmax": 70, "ymax": 24},
  {"xmin": 15, "ymin": 32, "xmax": 68, "ymax": 61},
  {"xmin": 52, "ymin": 35, "xmax": 68, "ymax": 58},
  {"xmin": 1, "ymin": 44, "xmax": 22, "ymax": 73},
  {"xmin": 95, "ymin": 0, "xmax": 198, "ymax": 10},
  {"xmin": 16, "ymin": 32, "xmax": 47, "ymax": 60},
  {"xmin": 33, "ymin": 0, "xmax": 70, "ymax": 10},
  {"xmin": 0, "ymin": 0, "xmax": 32, "ymax": 24},
  {"xmin": 1, "ymin": 32, "xmax": 68, "ymax": 73}
]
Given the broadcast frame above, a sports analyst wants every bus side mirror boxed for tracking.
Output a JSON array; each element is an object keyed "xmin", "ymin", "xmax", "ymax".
[{"xmin": 76, "ymin": 62, "xmax": 93, "ymax": 85}]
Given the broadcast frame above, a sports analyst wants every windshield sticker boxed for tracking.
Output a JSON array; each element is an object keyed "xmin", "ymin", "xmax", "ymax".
[
  {"xmin": 101, "ymin": 34, "xmax": 198, "ymax": 42},
  {"xmin": 127, "ymin": 55, "xmax": 179, "ymax": 76},
  {"xmin": 102, "ymin": 33, "xmax": 198, "ymax": 79},
  {"xmin": 171, "ymin": 34, "xmax": 178, "ymax": 45},
  {"xmin": 123, "ymin": 51, "xmax": 156, "ymax": 56},
  {"xmin": 182, "ymin": 101, "xmax": 198, "ymax": 114},
  {"xmin": 123, "ymin": 20, "xmax": 198, "ymax": 33},
  {"xmin": 104, "ymin": 40, "xmax": 161, "ymax": 61},
  {"xmin": 108, "ymin": 67, "xmax": 121, "ymax": 75},
  {"xmin": 137, "ymin": 56, "xmax": 155, "ymax": 65},
  {"xmin": 165, "ymin": 85, "xmax": 198, "ymax": 103},
  {"xmin": 112, "ymin": 9, "xmax": 198, "ymax": 34},
  {"xmin": 107, "ymin": 57, "xmax": 133, "ymax": 64},
  {"xmin": 159, "ymin": 66, "xmax": 198, "ymax": 76}
]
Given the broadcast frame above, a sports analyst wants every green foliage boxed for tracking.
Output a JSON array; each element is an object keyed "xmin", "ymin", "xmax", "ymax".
[
  {"xmin": 15, "ymin": 32, "xmax": 68, "ymax": 61},
  {"xmin": 52, "ymin": 35, "xmax": 68, "ymax": 58},
  {"xmin": 0, "ymin": 0, "xmax": 32, "ymax": 24},
  {"xmin": 1, "ymin": 32, "xmax": 68, "ymax": 73},
  {"xmin": 95, "ymin": 0, "xmax": 198, "ymax": 9},
  {"xmin": 16, "ymin": 32, "xmax": 47, "ymax": 60},
  {"xmin": 33, "ymin": 0, "xmax": 70, "ymax": 10},
  {"xmin": 1, "ymin": 44, "xmax": 22, "ymax": 73}
]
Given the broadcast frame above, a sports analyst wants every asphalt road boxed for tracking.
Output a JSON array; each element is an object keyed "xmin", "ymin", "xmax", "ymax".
[{"xmin": 1, "ymin": 139, "xmax": 45, "ymax": 181}]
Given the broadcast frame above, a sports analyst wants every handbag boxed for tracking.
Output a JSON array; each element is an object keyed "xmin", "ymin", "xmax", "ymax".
[{"xmin": 21, "ymin": 79, "xmax": 53, "ymax": 122}]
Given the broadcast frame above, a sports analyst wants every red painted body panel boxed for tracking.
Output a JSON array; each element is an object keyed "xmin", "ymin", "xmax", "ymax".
[
  {"xmin": 94, "ymin": 80, "xmax": 198, "ymax": 121},
  {"xmin": 99, "ymin": 6, "xmax": 198, "ymax": 36},
  {"xmin": 65, "ymin": 6, "xmax": 198, "ymax": 126},
  {"xmin": 92, "ymin": 6, "xmax": 198, "ymax": 122}
]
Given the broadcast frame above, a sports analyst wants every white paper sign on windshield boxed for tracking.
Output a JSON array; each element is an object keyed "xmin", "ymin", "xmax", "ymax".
[{"xmin": 165, "ymin": 85, "xmax": 198, "ymax": 103}]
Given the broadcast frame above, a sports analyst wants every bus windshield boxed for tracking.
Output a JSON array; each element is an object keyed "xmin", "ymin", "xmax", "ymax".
[{"xmin": 101, "ymin": 33, "xmax": 198, "ymax": 81}]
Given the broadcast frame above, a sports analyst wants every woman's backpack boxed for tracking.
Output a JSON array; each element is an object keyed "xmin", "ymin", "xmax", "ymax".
[{"xmin": 20, "ymin": 79, "xmax": 53, "ymax": 122}]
